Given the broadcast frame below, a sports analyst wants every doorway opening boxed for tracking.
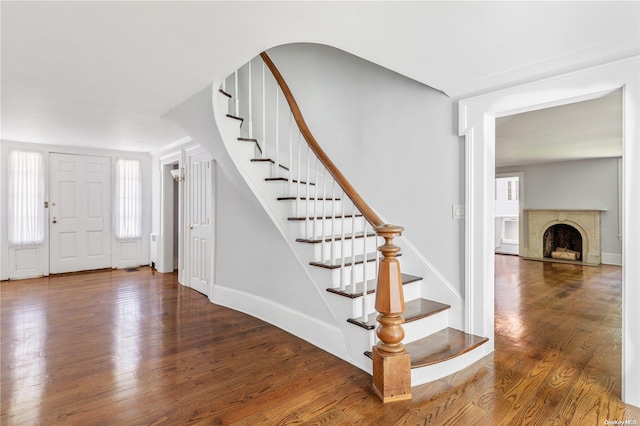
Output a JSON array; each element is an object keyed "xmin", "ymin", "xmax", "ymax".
[{"xmin": 159, "ymin": 160, "xmax": 182, "ymax": 279}]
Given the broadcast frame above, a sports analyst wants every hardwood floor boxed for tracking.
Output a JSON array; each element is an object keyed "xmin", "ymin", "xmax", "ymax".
[{"xmin": 2, "ymin": 258, "xmax": 639, "ymax": 425}]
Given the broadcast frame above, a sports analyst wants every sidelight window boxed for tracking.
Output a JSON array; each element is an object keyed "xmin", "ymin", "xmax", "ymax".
[
  {"xmin": 115, "ymin": 158, "xmax": 142, "ymax": 239},
  {"xmin": 8, "ymin": 150, "xmax": 45, "ymax": 246}
]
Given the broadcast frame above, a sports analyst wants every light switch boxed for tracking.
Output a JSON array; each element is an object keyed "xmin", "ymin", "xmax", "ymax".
[{"xmin": 453, "ymin": 205, "xmax": 465, "ymax": 220}]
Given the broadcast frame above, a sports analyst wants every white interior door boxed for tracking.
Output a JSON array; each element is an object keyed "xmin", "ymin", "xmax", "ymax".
[
  {"xmin": 50, "ymin": 153, "xmax": 112, "ymax": 274},
  {"xmin": 186, "ymin": 151, "xmax": 213, "ymax": 296}
]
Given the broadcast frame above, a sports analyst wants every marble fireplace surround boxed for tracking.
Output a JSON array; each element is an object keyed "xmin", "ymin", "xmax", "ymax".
[{"xmin": 522, "ymin": 209, "xmax": 604, "ymax": 266}]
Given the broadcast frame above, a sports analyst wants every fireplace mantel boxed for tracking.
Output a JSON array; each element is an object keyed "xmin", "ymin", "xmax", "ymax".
[{"xmin": 522, "ymin": 209, "xmax": 604, "ymax": 265}]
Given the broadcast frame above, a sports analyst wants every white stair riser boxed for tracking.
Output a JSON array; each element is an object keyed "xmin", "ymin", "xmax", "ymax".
[
  {"xmin": 305, "ymin": 236, "xmax": 380, "ymax": 262},
  {"xmin": 327, "ymin": 262, "xmax": 379, "ymax": 288},
  {"xmin": 327, "ymin": 280, "xmax": 422, "ymax": 319},
  {"xmin": 295, "ymin": 216, "xmax": 366, "ymax": 237},
  {"xmin": 411, "ymin": 344, "xmax": 491, "ymax": 387},
  {"xmin": 403, "ymin": 310, "xmax": 449, "ymax": 344},
  {"xmin": 282, "ymin": 199, "xmax": 348, "ymax": 217}
]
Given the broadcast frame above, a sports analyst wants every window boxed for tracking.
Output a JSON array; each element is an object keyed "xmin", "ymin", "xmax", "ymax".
[
  {"xmin": 8, "ymin": 150, "xmax": 45, "ymax": 246},
  {"xmin": 114, "ymin": 159, "xmax": 141, "ymax": 239},
  {"xmin": 506, "ymin": 178, "xmax": 519, "ymax": 201}
]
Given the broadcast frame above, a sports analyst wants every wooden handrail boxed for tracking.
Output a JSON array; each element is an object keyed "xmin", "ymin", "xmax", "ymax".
[
  {"xmin": 260, "ymin": 52, "xmax": 384, "ymax": 228},
  {"xmin": 259, "ymin": 51, "xmax": 411, "ymax": 402}
]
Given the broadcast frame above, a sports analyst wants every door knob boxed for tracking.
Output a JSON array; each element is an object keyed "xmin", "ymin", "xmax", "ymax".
[
  {"xmin": 52, "ymin": 217, "xmax": 57, "ymax": 224},
  {"xmin": 190, "ymin": 225, "xmax": 193, "ymax": 230}
]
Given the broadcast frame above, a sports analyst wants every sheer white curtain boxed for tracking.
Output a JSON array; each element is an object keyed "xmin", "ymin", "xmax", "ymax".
[
  {"xmin": 8, "ymin": 150, "xmax": 45, "ymax": 246},
  {"xmin": 115, "ymin": 159, "xmax": 141, "ymax": 239}
]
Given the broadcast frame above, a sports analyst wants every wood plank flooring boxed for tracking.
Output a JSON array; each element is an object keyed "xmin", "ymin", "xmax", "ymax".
[{"xmin": 2, "ymin": 257, "xmax": 639, "ymax": 425}]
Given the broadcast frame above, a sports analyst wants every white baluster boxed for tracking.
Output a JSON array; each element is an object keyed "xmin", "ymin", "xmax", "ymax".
[
  {"xmin": 296, "ymin": 131, "xmax": 302, "ymax": 218},
  {"xmin": 234, "ymin": 70, "xmax": 239, "ymax": 117},
  {"xmin": 330, "ymin": 179, "xmax": 336, "ymax": 263},
  {"xmin": 248, "ymin": 59, "xmax": 253, "ymax": 139},
  {"xmin": 320, "ymin": 167, "xmax": 327, "ymax": 260},
  {"xmin": 288, "ymin": 112, "xmax": 293, "ymax": 196},
  {"xmin": 305, "ymin": 145, "xmax": 311, "ymax": 239},
  {"xmin": 362, "ymin": 216, "xmax": 368, "ymax": 321},
  {"xmin": 274, "ymin": 87, "xmax": 279, "ymax": 178},
  {"xmin": 339, "ymin": 189, "xmax": 346, "ymax": 291},
  {"xmin": 312, "ymin": 157, "xmax": 319, "ymax": 241},
  {"xmin": 262, "ymin": 62, "xmax": 266, "ymax": 158},
  {"xmin": 351, "ymin": 201, "xmax": 357, "ymax": 295}
]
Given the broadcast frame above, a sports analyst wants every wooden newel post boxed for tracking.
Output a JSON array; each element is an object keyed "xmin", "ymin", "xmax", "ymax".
[{"xmin": 372, "ymin": 224, "xmax": 412, "ymax": 402}]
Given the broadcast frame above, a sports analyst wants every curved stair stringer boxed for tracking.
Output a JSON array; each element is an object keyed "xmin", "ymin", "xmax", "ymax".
[
  {"xmin": 211, "ymin": 55, "xmax": 490, "ymax": 386},
  {"xmin": 211, "ymin": 80, "xmax": 380, "ymax": 372}
]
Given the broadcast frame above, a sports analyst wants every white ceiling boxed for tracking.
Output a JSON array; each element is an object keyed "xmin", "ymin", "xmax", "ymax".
[
  {"xmin": 495, "ymin": 89, "xmax": 623, "ymax": 167},
  {"xmin": 1, "ymin": 1, "xmax": 639, "ymax": 153}
]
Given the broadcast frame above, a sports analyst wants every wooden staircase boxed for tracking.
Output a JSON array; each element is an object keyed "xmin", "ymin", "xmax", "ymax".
[{"xmin": 213, "ymin": 53, "xmax": 489, "ymax": 402}]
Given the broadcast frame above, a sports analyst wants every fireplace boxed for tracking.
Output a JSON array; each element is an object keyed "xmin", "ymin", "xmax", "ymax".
[
  {"xmin": 521, "ymin": 209, "xmax": 603, "ymax": 265},
  {"xmin": 543, "ymin": 224, "xmax": 582, "ymax": 261}
]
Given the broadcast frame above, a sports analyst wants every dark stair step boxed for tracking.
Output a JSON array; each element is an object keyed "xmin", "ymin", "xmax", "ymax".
[
  {"xmin": 226, "ymin": 114, "xmax": 244, "ymax": 126},
  {"xmin": 327, "ymin": 273, "xmax": 422, "ymax": 299},
  {"xmin": 288, "ymin": 213, "xmax": 362, "ymax": 222},
  {"xmin": 278, "ymin": 196, "xmax": 341, "ymax": 201},
  {"xmin": 218, "ymin": 88, "xmax": 232, "ymax": 98},
  {"xmin": 296, "ymin": 231, "xmax": 375, "ymax": 244},
  {"xmin": 238, "ymin": 137, "xmax": 262, "ymax": 154},
  {"xmin": 347, "ymin": 297, "xmax": 449, "ymax": 330},
  {"xmin": 310, "ymin": 252, "xmax": 400, "ymax": 269},
  {"xmin": 251, "ymin": 158, "xmax": 289, "ymax": 171},
  {"xmin": 364, "ymin": 328, "xmax": 489, "ymax": 368},
  {"xmin": 266, "ymin": 177, "xmax": 315, "ymax": 186}
]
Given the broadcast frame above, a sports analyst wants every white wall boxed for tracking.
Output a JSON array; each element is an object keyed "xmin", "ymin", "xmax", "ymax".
[
  {"xmin": 497, "ymin": 157, "xmax": 621, "ymax": 260},
  {"xmin": 1, "ymin": 139, "xmax": 151, "ymax": 280},
  {"xmin": 267, "ymin": 43, "xmax": 466, "ymax": 294},
  {"xmin": 157, "ymin": 85, "xmax": 337, "ymax": 325}
]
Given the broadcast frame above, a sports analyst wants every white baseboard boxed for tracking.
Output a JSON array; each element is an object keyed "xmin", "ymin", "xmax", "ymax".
[
  {"xmin": 211, "ymin": 284, "xmax": 347, "ymax": 359},
  {"xmin": 602, "ymin": 252, "xmax": 622, "ymax": 266}
]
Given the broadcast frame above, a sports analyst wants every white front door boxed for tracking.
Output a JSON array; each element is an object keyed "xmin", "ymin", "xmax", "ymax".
[
  {"xmin": 49, "ymin": 153, "xmax": 112, "ymax": 274},
  {"xmin": 186, "ymin": 150, "xmax": 213, "ymax": 296}
]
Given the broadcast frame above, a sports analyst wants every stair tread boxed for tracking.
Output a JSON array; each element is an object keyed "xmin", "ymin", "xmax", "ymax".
[
  {"xmin": 364, "ymin": 328, "xmax": 489, "ymax": 368},
  {"xmin": 346, "ymin": 297, "xmax": 449, "ymax": 330},
  {"xmin": 251, "ymin": 158, "xmax": 290, "ymax": 172},
  {"xmin": 406, "ymin": 328, "xmax": 489, "ymax": 368},
  {"xmin": 296, "ymin": 231, "xmax": 375, "ymax": 244},
  {"xmin": 327, "ymin": 273, "xmax": 422, "ymax": 299},
  {"xmin": 310, "ymin": 252, "xmax": 400, "ymax": 269},
  {"xmin": 288, "ymin": 213, "xmax": 362, "ymax": 221},
  {"xmin": 278, "ymin": 196, "xmax": 341, "ymax": 201},
  {"xmin": 218, "ymin": 88, "xmax": 232, "ymax": 98},
  {"xmin": 239, "ymin": 138, "xmax": 262, "ymax": 154},
  {"xmin": 404, "ymin": 298, "xmax": 451, "ymax": 323},
  {"xmin": 266, "ymin": 177, "xmax": 315, "ymax": 186},
  {"xmin": 226, "ymin": 114, "xmax": 244, "ymax": 124}
]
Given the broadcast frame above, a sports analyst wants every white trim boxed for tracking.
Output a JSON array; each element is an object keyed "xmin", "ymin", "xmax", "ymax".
[
  {"xmin": 212, "ymin": 284, "xmax": 347, "ymax": 361},
  {"xmin": 602, "ymin": 253, "xmax": 622, "ymax": 266},
  {"xmin": 156, "ymin": 136, "xmax": 193, "ymax": 156},
  {"xmin": 448, "ymin": 35, "xmax": 640, "ymax": 98},
  {"xmin": 159, "ymin": 153, "xmax": 181, "ymax": 275},
  {"xmin": 459, "ymin": 55, "xmax": 640, "ymax": 406}
]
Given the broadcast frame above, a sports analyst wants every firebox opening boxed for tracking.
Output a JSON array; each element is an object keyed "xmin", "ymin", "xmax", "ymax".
[{"xmin": 543, "ymin": 224, "xmax": 582, "ymax": 261}]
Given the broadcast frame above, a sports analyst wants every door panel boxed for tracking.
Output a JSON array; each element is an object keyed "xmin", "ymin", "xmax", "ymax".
[
  {"xmin": 186, "ymin": 151, "xmax": 213, "ymax": 296},
  {"xmin": 50, "ymin": 153, "xmax": 112, "ymax": 274}
]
